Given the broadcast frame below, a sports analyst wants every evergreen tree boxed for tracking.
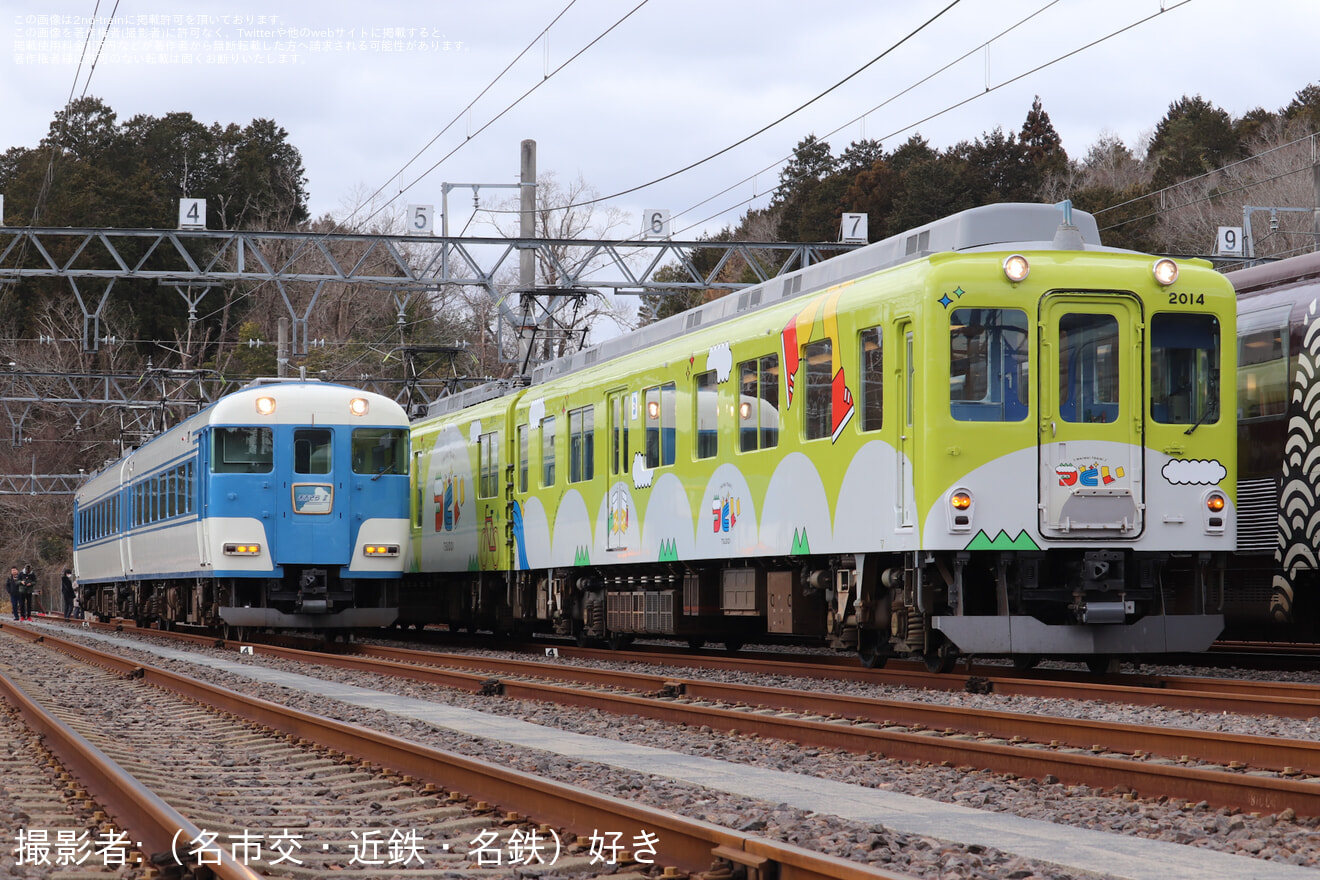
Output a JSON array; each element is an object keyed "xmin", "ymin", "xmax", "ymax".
[
  {"xmin": 1147, "ymin": 95, "xmax": 1242, "ymax": 188},
  {"xmin": 1020, "ymin": 96, "xmax": 1068, "ymax": 181}
]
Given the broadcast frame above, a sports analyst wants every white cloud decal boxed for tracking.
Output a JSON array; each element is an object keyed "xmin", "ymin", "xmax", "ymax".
[
  {"xmin": 632, "ymin": 452, "xmax": 654, "ymax": 490},
  {"xmin": 528, "ymin": 398, "xmax": 545, "ymax": 428},
  {"xmin": 1161, "ymin": 459, "xmax": 1226, "ymax": 486},
  {"xmin": 708, "ymin": 342, "xmax": 733, "ymax": 383},
  {"xmin": 468, "ymin": 419, "xmax": 482, "ymax": 444}
]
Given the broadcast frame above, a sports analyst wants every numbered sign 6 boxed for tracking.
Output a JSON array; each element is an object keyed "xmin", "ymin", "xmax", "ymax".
[{"xmin": 643, "ymin": 209, "xmax": 670, "ymax": 239}]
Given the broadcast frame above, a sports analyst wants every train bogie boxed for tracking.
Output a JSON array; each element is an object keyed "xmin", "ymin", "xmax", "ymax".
[{"xmin": 403, "ymin": 202, "xmax": 1238, "ymax": 667}]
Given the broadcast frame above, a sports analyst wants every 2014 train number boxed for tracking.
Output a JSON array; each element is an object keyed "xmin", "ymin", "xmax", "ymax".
[{"xmin": 1168, "ymin": 292, "xmax": 1205, "ymax": 305}]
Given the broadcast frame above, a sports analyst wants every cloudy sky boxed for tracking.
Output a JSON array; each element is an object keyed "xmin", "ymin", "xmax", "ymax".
[{"xmin": 5, "ymin": 0, "xmax": 1318, "ymax": 241}]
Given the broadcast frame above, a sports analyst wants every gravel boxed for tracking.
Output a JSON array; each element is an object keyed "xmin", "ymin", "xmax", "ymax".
[{"xmin": 19, "ymin": 629, "xmax": 1320, "ymax": 879}]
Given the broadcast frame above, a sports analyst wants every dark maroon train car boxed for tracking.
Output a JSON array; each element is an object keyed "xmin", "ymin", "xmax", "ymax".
[{"xmin": 1228, "ymin": 251, "xmax": 1320, "ymax": 637}]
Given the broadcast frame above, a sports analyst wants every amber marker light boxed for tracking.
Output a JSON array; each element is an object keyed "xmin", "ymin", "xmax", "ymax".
[
  {"xmin": 364, "ymin": 544, "xmax": 401, "ymax": 557},
  {"xmin": 1003, "ymin": 254, "xmax": 1030, "ymax": 282},
  {"xmin": 255, "ymin": 396, "xmax": 276, "ymax": 415},
  {"xmin": 951, "ymin": 491, "xmax": 972, "ymax": 510},
  {"xmin": 223, "ymin": 543, "xmax": 261, "ymax": 555},
  {"xmin": 1206, "ymin": 493, "xmax": 1226, "ymax": 513},
  {"xmin": 1153, "ymin": 258, "xmax": 1179, "ymax": 286}
]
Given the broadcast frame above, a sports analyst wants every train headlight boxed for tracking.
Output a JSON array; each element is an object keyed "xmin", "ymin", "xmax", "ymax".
[
  {"xmin": 363, "ymin": 544, "xmax": 400, "ymax": 557},
  {"xmin": 349, "ymin": 397, "xmax": 370, "ymax": 417},
  {"xmin": 255, "ymin": 396, "xmax": 276, "ymax": 416},
  {"xmin": 647, "ymin": 400, "xmax": 660, "ymax": 420},
  {"xmin": 1002, "ymin": 254, "xmax": 1030, "ymax": 283},
  {"xmin": 739, "ymin": 401, "xmax": 752, "ymax": 420},
  {"xmin": 1152, "ymin": 258, "xmax": 1179, "ymax": 286},
  {"xmin": 223, "ymin": 543, "xmax": 262, "ymax": 555}
]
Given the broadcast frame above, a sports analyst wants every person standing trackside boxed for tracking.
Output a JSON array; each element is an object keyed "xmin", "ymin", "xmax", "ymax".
[
  {"xmin": 5, "ymin": 567, "xmax": 18, "ymax": 621},
  {"xmin": 15, "ymin": 564, "xmax": 35, "ymax": 621},
  {"xmin": 61, "ymin": 569, "xmax": 75, "ymax": 621}
]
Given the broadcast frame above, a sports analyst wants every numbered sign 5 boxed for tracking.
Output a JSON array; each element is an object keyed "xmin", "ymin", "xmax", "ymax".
[
  {"xmin": 643, "ymin": 209, "xmax": 670, "ymax": 239},
  {"xmin": 407, "ymin": 204, "xmax": 435, "ymax": 235},
  {"xmin": 178, "ymin": 198, "xmax": 206, "ymax": 230}
]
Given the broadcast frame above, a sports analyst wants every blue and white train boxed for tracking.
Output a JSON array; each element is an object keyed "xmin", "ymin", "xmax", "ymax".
[{"xmin": 72, "ymin": 379, "xmax": 411, "ymax": 635}]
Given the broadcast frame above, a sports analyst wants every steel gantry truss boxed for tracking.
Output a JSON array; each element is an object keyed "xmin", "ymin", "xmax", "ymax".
[
  {"xmin": 0, "ymin": 226, "xmax": 860, "ymax": 491},
  {"xmin": 0, "ymin": 225, "xmax": 857, "ymax": 353}
]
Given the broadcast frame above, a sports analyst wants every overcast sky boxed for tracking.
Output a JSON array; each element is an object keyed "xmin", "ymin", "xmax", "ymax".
[{"xmin": 5, "ymin": 0, "xmax": 1318, "ymax": 241}]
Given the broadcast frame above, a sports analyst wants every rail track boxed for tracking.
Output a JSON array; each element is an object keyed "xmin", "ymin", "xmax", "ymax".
[{"xmin": 0, "ymin": 623, "xmax": 913, "ymax": 880}]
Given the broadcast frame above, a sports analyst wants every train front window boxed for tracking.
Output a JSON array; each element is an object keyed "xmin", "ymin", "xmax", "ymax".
[
  {"xmin": 1057, "ymin": 314, "xmax": 1120, "ymax": 424},
  {"xmin": 295, "ymin": 428, "xmax": 333, "ymax": 474},
  {"xmin": 212, "ymin": 427, "xmax": 273, "ymax": 473},
  {"xmin": 949, "ymin": 308, "xmax": 1029, "ymax": 422},
  {"xmin": 352, "ymin": 427, "xmax": 408, "ymax": 476},
  {"xmin": 1151, "ymin": 313, "xmax": 1220, "ymax": 426}
]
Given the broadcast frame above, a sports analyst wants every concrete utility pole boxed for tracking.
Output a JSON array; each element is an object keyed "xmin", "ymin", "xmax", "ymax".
[{"xmin": 518, "ymin": 139, "xmax": 537, "ymax": 369}]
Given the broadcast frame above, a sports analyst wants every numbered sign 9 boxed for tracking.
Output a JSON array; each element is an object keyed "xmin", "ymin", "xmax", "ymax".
[
  {"xmin": 1216, "ymin": 226, "xmax": 1244, "ymax": 257},
  {"xmin": 178, "ymin": 198, "xmax": 206, "ymax": 230},
  {"xmin": 406, "ymin": 204, "xmax": 435, "ymax": 235},
  {"xmin": 643, "ymin": 209, "xmax": 670, "ymax": 239}
]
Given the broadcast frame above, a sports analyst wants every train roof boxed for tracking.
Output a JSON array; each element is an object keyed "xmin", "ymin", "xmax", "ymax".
[
  {"xmin": 424, "ymin": 202, "xmax": 1117, "ymax": 420},
  {"xmin": 529, "ymin": 202, "xmax": 1115, "ymax": 387},
  {"xmin": 1226, "ymin": 249, "xmax": 1320, "ymax": 297}
]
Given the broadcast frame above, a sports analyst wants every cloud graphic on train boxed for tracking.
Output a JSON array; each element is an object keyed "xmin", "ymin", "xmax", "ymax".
[
  {"xmin": 708, "ymin": 342, "xmax": 732, "ymax": 383},
  {"xmin": 1160, "ymin": 459, "xmax": 1227, "ymax": 485},
  {"xmin": 632, "ymin": 452, "xmax": 654, "ymax": 489}
]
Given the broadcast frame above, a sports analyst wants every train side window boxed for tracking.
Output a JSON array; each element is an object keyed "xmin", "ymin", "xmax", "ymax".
[
  {"xmin": 517, "ymin": 424, "xmax": 528, "ymax": 493},
  {"xmin": 1151, "ymin": 313, "xmax": 1220, "ymax": 425},
  {"xmin": 295, "ymin": 428, "xmax": 333, "ymax": 474},
  {"xmin": 949, "ymin": 308, "xmax": 1029, "ymax": 422},
  {"xmin": 478, "ymin": 432, "xmax": 501, "ymax": 498},
  {"xmin": 568, "ymin": 406, "xmax": 594, "ymax": 483},
  {"xmin": 694, "ymin": 370, "xmax": 718, "ymax": 459},
  {"xmin": 1238, "ymin": 326, "xmax": 1287, "ymax": 419},
  {"xmin": 352, "ymin": 428, "xmax": 408, "ymax": 476},
  {"xmin": 860, "ymin": 327, "xmax": 882, "ymax": 431},
  {"xmin": 213, "ymin": 427, "xmax": 273, "ymax": 473},
  {"xmin": 644, "ymin": 383, "xmax": 676, "ymax": 467},
  {"xmin": 738, "ymin": 355, "xmax": 780, "ymax": 451},
  {"xmin": 542, "ymin": 416, "xmax": 556, "ymax": 486},
  {"xmin": 803, "ymin": 338, "xmax": 833, "ymax": 441}
]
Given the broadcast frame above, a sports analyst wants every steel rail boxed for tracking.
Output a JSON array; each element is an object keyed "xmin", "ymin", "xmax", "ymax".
[
  {"xmin": 2, "ymin": 624, "xmax": 914, "ymax": 880},
  {"xmin": 0, "ymin": 633, "xmax": 263, "ymax": 879}
]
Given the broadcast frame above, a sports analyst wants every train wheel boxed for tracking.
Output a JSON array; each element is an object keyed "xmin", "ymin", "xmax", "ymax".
[
  {"xmin": 607, "ymin": 633, "xmax": 633, "ymax": 651},
  {"xmin": 857, "ymin": 631, "xmax": 888, "ymax": 669},
  {"xmin": 686, "ymin": 637, "xmax": 707, "ymax": 650},
  {"xmin": 723, "ymin": 639, "xmax": 744, "ymax": 653},
  {"xmin": 1011, "ymin": 655, "xmax": 1040, "ymax": 672},
  {"xmin": 1085, "ymin": 655, "xmax": 1119, "ymax": 675},
  {"xmin": 922, "ymin": 641, "xmax": 958, "ymax": 674}
]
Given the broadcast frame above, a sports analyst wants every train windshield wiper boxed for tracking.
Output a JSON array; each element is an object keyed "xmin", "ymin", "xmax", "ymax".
[
  {"xmin": 371, "ymin": 462, "xmax": 398, "ymax": 481},
  {"xmin": 1183, "ymin": 401, "xmax": 1218, "ymax": 435}
]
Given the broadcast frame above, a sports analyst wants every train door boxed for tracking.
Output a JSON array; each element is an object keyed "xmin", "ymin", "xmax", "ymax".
[
  {"xmin": 1038, "ymin": 293, "xmax": 1145, "ymax": 538},
  {"xmin": 280, "ymin": 427, "xmax": 352, "ymax": 564},
  {"xmin": 606, "ymin": 388, "xmax": 630, "ymax": 552},
  {"xmin": 896, "ymin": 321, "xmax": 916, "ymax": 529}
]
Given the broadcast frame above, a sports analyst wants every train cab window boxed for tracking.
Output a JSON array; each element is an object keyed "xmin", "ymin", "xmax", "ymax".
[
  {"xmin": 1238, "ymin": 326, "xmax": 1287, "ymax": 419},
  {"xmin": 295, "ymin": 428, "xmax": 333, "ymax": 474},
  {"xmin": 803, "ymin": 339, "xmax": 833, "ymax": 441},
  {"xmin": 352, "ymin": 427, "xmax": 408, "ymax": 476},
  {"xmin": 542, "ymin": 416, "xmax": 556, "ymax": 486},
  {"xmin": 949, "ymin": 308, "xmax": 1029, "ymax": 422},
  {"xmin": 478, "ymin": 432, "xmax": 501, "ymax": 498},
  {"xmin": 739, "ymin": 355, "xmax": 780, "ymax": 451},
  {"xmin": 1057, "ymin": 314, "xmax": 1120, "ymax": 423},
  {"xmin": 644, "ymin": 383, "xmax": 676, "ymax": 468},
  {"xmin": 517, "ymin": 424, "xmax": 528, "ymax": 493},
  {"xmin": 860, "ymin": 327, "xmax": 883, "ymax": 431},
  {"xmin": 695, "ymin": 370, "xmax": 718, "ymax": 459},
  {"xmin": 1151, "ymin": 313, "xmax": 1220, "ymax": 426},
  {"xmin": 213, "ymin": 427, "xmax": 273, "ymax": 473},
  {"xmin": 568, "ymin": 406, "xmax": 594, "ymax": 483}
]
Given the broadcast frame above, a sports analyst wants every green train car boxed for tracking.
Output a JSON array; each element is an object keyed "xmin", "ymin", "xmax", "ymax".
[{"xmin": 403, "ymin": 202, "xmax": 1237, "ymax": 671}]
